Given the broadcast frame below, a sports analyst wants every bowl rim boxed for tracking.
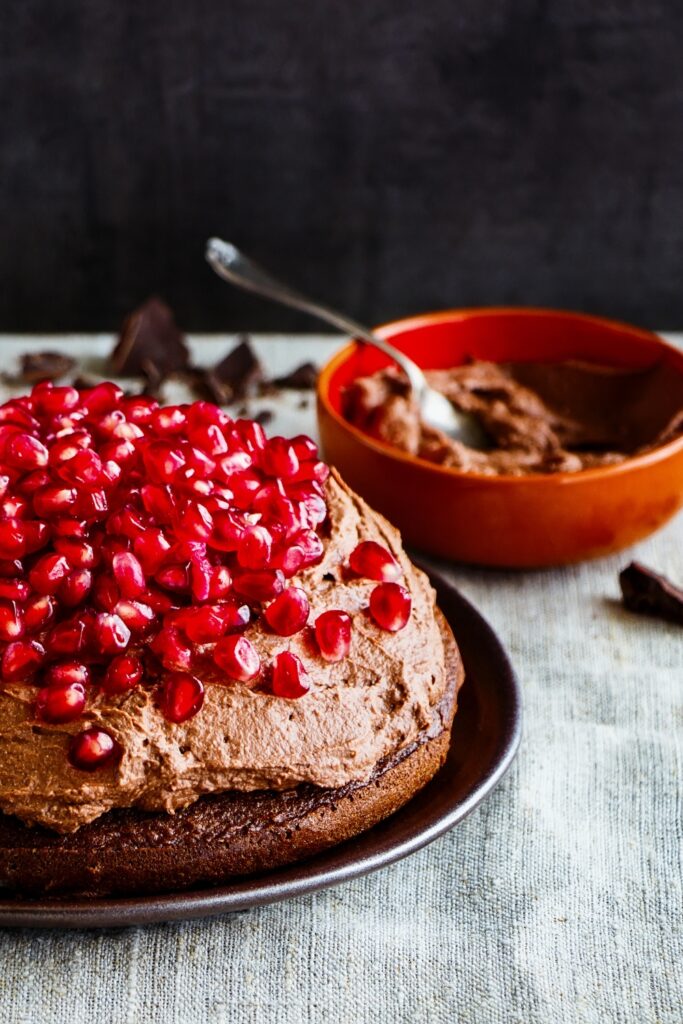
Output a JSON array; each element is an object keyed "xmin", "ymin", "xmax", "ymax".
[{"xmin": 316, "ymin": 306, "xmax": 683, "ymax": 486}]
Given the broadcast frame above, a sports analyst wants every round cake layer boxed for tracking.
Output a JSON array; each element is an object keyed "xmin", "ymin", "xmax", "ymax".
[
  {"xmin": 0, "ymin": 613, "xmax": 461, "ymax": 897},
  {"xmin": 0, "ymin": 472, "xmax": 452, "ymax": 833}
]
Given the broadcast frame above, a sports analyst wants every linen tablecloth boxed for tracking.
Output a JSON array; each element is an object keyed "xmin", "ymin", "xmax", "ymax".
[{"xmin": 0, "ymin": 335, "xmax": 681, "ymax": 1024}]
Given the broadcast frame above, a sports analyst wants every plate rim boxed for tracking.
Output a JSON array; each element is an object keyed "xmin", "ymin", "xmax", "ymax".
[{"xmin": 0, "ymin": 564, "xmax": 521, "ymax": 928}]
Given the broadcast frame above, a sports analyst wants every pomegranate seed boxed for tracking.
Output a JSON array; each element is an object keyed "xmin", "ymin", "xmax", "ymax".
[
  {"xmin": 60, "ymin": 568, "xmax": 93, "ymax": 606},
  {"xmin": 175, "ymin": 603, "xmax": 233, "ymax": 643},
  {"xmin": 237, "ymin": 525, "xmax": 273, "ymax": 569},
  {"xmin": 369, "ymin": 582, "xmax": 411, "ymax": 631},
  {"xmin": 29, "ymin": 553, "xmax": 71, "ymax": 595},
  {"xmin": 45, "ymin": 618, "xmax": 88, "ymax": 655},
  {"xmin": 187, "ymin": 401, "xmax": 229, "ymax": 430},
  {"xmin": 111, "ymin": 551, "xmax": 146, "ymax": 598},
  {"xmin": 143, "ymin": 441, "xmax": 186, "ymax": 483},
  {"xmin": 151, "ymin": 406, "xmax": 187, "ymax": 435},
  {"xmin": 95, "ymin": 612, "xmax": 131, "ymax": 653},
  {"xmin": 140, "ymin": 586, "xmax": 174, "ymax": 614},
  {"xmin": 92, "ymin": 573, "xmax": 120, "ymax": 612},
  {"xmin": 68, "ymin": 727, "xmax": 119, "ymax": 770},
  {"xmin": 48, "ymin": 431, "xmax": 91, "ymax": 467},
  {"xmin": 79, "ymin": 489, "xmax": 108, "ymax": 517},
  {"xmin": 32, "ymin": 384, "xmax": 80, "ymax": 415},
  {"xmin": 4, "ymin": 433, "xmax": 49, "ymax": 470},
  {"xmin": 0, "ymin": 578, "xmax": 30, "ymax": 601},
  {"xmin": 155, "ymin": 564, "xmax": 190, "ymax": 591},
  {"xmin": 349, "ymin": 541, "xmax": 402, "ymax": 582},
  {"xmin": 58, "ymin": 447, "xmax": 108, "ymax": 485},
  {"xmin": 236, "ymin": 419, "xmax": 267, "ymax": 452},
  {"xmin": 52, "ymin": 517, "xmax": 88, "ymax": 538},
  {"xmin": 272, "ymin": 543, "xmax": 306, "ymax": 577},
  {"xmin": 213, "ymin": 635, "xmax": 260, "ymax": 682},
  {"xmin": 54, "ymin": 537, "xmax": 97, "ymax": 568},
  {"xmin": 264, "ymin": 587, "xmax": 309, "ymax": 636},
  {"xmin": 0, "ymin": 518, "xmax": 49, "ymax": 557},
  {"xmin": 0, "ymin": 601, "xmax": 24, "ymax": 641},
  {"xmin": 230, "ymin": 472, "xmax": 262, "ymax": 508},
  {"xmin": 185, "ymin": 446, "xmax": 216, "ymax": 477},
  {"xmin": 212, "ymin": 510, "xmax": 246, "ymax": 550},
  {"xmin": 122, "ymin": 396, "xmax": 158, "ymax": 425},
  {"xmin": 315, "ymin": 610, "xmax": 352, "ymax": 662},
  {"xmin": 114, "ymin": 599, "xmax": 155, "ymax": 632},
  {"xmin": 36, "ymin": 682, "xmax": 87, "ymax": 723},
  {"xmin": 151, "ymin": 626, "xmax": 193, "ymax": 671},
  {"xmin": 271, "ymin": 651, "xmax": 310, "ymax": 699},
  {"xmin": 99, "ymin": 438, "xmax": 137, "ymax": 465},
  {"xmin": 261, "ymin": 437, "xmax": 300, "ymax": 479},
  {"xmin": 2, "ymin": 640, "xmax": 45, "ymax": 680},
  {"xmin": 103, "ymin": 654, "xmax": 143, "ymax": 694},
  {"xmin": 33, "ymin": 485, "xmax": 78, "ymax": 518},
  {"xmin": 46, "ymin": 661, "xmax": 91, "ymax": 688},
  {"xmin": 17, "ymin": 469, "xmax": 51, "ymax": 495},
  {"xmin": 141, "ymin": 484, "xmax": 176, "ymax": 522},
  {"xmin": 233, "ymin": 569, "xmax": 285, "ymax": 603},
  {"xmin": 290, "ymin": 435, "xmax": 318, "ymax": 461},
  {"xmin": 0, "ymin": 494, "xmax": 29, "ymax": 518},
  {"xmin": 159, "ymin": 672, "xmax": 204, "ymax": 723},
  {"xmin": 133, "ymin": 529, "xmax": 172, "ymax": 572},
  {"xmin": 80, "ymin": 382, "xmax": 123, "ymax": 414},
  {"xmin": 24, "ymin": 594, "xmax": 56, "ymax": 632},
  {"xmin": 175, "ymin": 501, "xmax": 213, "ymax": 542},
  {"xmin": 0, "ymin": 402, "xmax": 40, "ymax": 430}
]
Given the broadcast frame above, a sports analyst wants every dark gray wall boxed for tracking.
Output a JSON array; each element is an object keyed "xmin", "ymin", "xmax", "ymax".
[{"xmin": 2, "ymin": 1, "xmax": 682, "ymax": 331}]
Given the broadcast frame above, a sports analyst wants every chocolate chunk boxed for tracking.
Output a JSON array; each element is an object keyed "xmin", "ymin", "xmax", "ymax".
[
  {"xmin": 209, "ymin": 337, "xmax": 263, "ymax": 403},
  {"xmin": 198, "ymin": 368, "xmax": 232, "ymax": 406},
  {"xmin": 20, "ymin": 351, "xmax": 76, "ymax": 383},
  {"xmin": 254, "ymin": 408, "xmax": 274, "ymax": 426},
  {"xmin": 111, "ymin": 297, "xmax": 190, "ymax": 383},
  {"xmin": 273, "ymin": 362, "xmax": 318, "ymax": 390},
  {"xmin": 619, "ymin": 562, "xmax": 683, "ymax": 625}
]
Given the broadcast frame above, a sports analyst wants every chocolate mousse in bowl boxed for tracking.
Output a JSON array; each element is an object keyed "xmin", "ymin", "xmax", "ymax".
[
  {"xmin": 317, "ymin": 309, "xmax": 683, "ymax": 566},
  {"xmin": 0, "ymin": 382, "xmax": 462, "ymax": 896}
]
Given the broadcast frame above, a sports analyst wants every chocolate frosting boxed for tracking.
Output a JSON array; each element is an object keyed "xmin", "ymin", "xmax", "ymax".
[
  {"xmin": 344, "ymin": 360, "xmax": 683, "ymax": 475},
  {"xmin": 0, "ymin": 472, "xmax": 451, "ymax": 834}
]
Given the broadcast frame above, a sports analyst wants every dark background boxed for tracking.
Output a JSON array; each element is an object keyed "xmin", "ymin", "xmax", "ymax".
[{"xmin": 1, "ymin": 1, "xmax": 682, "ymax": 332}]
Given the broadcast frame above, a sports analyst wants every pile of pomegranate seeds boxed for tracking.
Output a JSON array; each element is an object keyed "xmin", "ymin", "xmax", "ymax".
[{"xmin": 0, "ymin": 381, "xmax": 413, "ymax": 771}]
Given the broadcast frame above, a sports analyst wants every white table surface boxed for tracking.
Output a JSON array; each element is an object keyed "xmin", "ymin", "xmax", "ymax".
[{"xmin": 0, "ymin": 333, "xmax": 681, "ymax": 1024}]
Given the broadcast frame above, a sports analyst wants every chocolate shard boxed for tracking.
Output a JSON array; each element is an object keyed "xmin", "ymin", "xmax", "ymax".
[
  {"xmin": 210, "ymin": 337, "xmax": 263, "ymax": 403},
  {"xmin": 273, "ymin": 362, "xmax": 318, "ymax": 390},
  {"xmin": 254, "ymin": 408, "xmax": 274, "ymax": 426},
  {"xmin": 619, "ymin": 561, "xmax": 683, "ymax": 625},
  {"xmin": 20, "ymin": 352, "xmax": 76, "ymax": 383},
  {"xmin": 110, "ymin": 297, "xmax": 190, "ymax": 383}
]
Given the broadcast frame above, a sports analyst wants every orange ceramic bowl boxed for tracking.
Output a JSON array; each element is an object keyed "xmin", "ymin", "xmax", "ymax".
[{"xmin": 317, "ymin": 308, "xmax": 683, "ymax": 567}]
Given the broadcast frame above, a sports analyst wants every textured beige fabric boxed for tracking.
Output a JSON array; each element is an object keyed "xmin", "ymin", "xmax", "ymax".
[{"xmin": 0, "ymin": 336, "xmax": 681, "ymax": 1023}]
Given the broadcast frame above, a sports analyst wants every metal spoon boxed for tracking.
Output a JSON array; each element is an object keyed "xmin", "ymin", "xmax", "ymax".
[{"xmin": 205, "ymin": 238, "xmax": 489, "ymax": 449}]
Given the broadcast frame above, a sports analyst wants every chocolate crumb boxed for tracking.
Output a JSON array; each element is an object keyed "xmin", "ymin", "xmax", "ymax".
[
  {"xmin": 199, "ymin": 368, "xmax": 232, "ymax": 405},
  {"xmin": 72, "ymin": 375, "xmax": 99, "ymax": 390},
  {"xmin": 209, "ymin": 337, "xmax": 263, "ymax": 403},
  {"xmin": 236, "ymin": 404, "xmax": 250, "ymax": 418},
  {"xmin": 619, "ymin": 561, "xmax": 683, "ymax": 625},
  {"xmin": 298, "ymin": 397, "xmax": 310, "ymax": 409},
  {"xmin": 273, "ymin": 362, "xmax": 318, "ymax": 390},
  {"xmin": 20, "ymin": 352, "xmax": 76, "ymax": 383},
  {"xmin": 254, "ymin": 409, "xmax": 274, "ymax": 426},
  {"xmin": 111, "ymin": 297, "xmax": 190, "ymax": 384}
]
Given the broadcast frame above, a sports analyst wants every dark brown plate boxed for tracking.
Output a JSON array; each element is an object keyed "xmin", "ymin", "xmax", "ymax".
[{"xmin": 0, "ymin": 564, "xmax": 521, "ymax": 929}]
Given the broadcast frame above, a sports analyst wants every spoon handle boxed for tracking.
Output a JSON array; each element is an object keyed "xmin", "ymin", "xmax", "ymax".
[{"xmin": 205, "ymin": 238, "xmax": 426, "ymax": 396}]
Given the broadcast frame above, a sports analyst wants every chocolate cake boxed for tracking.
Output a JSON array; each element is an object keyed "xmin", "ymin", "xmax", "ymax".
[{"xmin": 0, "ymin": 382, "xmax": 462, "ymax": 896}]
